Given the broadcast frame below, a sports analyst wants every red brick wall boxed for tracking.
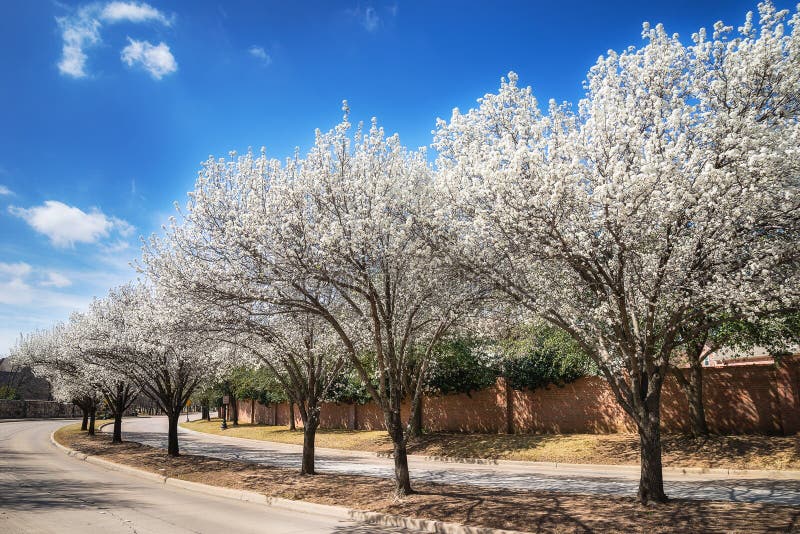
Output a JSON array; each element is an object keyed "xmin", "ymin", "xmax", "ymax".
[
  {"xmin": 235, "ymin": 358, "xmax": 800, "ymax": 435},
  {"xmin": 424, "ymin": 386, "xmax": 506, "ymax": 432}
]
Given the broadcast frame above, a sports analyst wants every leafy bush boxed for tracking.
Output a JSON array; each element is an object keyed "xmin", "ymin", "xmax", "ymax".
[
  {"xmin": 424, "ymin": 324, "xmax": 595, "ymax": 396},
  {"xmin": 325, "ymin": 360, "xmax": 375, "ymax": 405},
  {"xmin": 500, "ymin": 323, "xmax": 596, "ymax": 391},
  {"xmin": 0, "ymin": 385, "xmax": 20, "ymax": 400},
  {"xmin": 425, "ymin": 338, "xmax": 500, "ymax": 395}
]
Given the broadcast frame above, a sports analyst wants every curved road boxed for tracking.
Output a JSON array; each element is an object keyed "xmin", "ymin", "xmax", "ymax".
[
  {"xmin": 0, "ymin": 419, "xmax": 415, "ymax": 534},
  {"xmin": 117, "ymin": 416, "xmax": 800, "ymax": 506}
]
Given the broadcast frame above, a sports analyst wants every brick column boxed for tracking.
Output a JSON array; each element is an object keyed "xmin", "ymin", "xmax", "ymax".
[
  {"xmin": 501, "ymin": 377, "xmax": 514, "ymax": 434},
  {"xmin": 776, "ymin": 356, "xmax": 800, "ymax": 435}
]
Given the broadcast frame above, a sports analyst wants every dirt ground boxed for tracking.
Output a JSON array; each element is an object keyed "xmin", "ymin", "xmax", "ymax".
[
  {"xmin": 183, "ymin": 418, "xmax": 800, "ymax": 470},
  {"xmin": 56, "ymin": 424, "xmax": 800, "ymax": 533}
]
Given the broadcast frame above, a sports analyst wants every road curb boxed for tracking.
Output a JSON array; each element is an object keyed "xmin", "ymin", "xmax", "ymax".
[
  {"xmin": 180, "ymin": 424, "xmax": 800, "ymax": 480},
  {"xmin": 51, "ymin": 425, "xmax": 529, "ymax": 534}
]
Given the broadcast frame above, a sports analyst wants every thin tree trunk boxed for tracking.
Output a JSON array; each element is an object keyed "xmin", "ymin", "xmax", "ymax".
[
  {"xmin": 202, "ymin": 404, "xmax": 210, "ymax": 421},
  {"xmin": 408, "ymin": 395, "xmax": 423, "ymax": 438},
  {"xmin": 636, "ymin": 409, "xmax": 668, "ymax": 504},
  {"xmin": 289, "ymin": 402, "xmax": 296, "ymax": 431},
  {"xmin": 687, "ymin": 358, "xmax": 708, "ymax": 437},
  {"xmin": 167, "ymin": 411, "xmax": 180, "ymax": 456},
  {"xmin": 112, "ymin": 413, "xmax": 123, "ymax": 443},
  {"xmin": 387, "ymin": 410, "xmax": 413, "ymax": 496},
  {"xmin": 301, "ymin": 416, "xmax": 319, "ymax": 475},
  {"xmin": 231, "ymin": 396, "xmax": 239, "ymax": 426},
  {"xmin": 80, "ymin": 407, "xmax": 88, "ymax": 431},
  {"xmin": 87, "ymin": 407, "xmax": 96, "ymax": 436}
]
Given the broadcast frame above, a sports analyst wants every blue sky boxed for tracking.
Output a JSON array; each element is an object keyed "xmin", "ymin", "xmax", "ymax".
[{"xmin": 0, "ymin": 0, "xmax": 790, "ymax": 354}]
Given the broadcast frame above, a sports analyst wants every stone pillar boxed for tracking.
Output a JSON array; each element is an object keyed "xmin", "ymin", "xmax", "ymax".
[{"xmin": 776, "ymin": 356, "xmax": 800, "ymax": 435}]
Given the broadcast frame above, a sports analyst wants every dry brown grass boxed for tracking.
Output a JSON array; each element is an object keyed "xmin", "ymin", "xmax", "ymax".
[
  {"xmin": 183, "ymin": 419, "xmax": 800, "ymax": 470},
  {"xmin": 56, "ymin": 423, "xmax": 800, "ymax": 533}
]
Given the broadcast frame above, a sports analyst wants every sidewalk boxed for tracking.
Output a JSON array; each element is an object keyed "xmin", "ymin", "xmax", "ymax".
[{"xmin": 109, "ymin": 416, "xmax": 800, "ymax": 505}]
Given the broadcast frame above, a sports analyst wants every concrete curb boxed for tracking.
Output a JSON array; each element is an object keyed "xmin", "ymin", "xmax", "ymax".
[
  {"xmin": 51, "ymin": 425, "xmax": 528, "ymax": 534},
  {"xmin": 180, "ymin": 424, "xmax": 800, "ymax": 480}
]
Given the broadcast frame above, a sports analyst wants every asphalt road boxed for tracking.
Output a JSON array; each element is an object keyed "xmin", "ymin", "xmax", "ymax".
[
  {"xmin": 0, "ymin": 419, "xmax": 416, "ymax": 534},
  {"xmin": 117, "ymin": 416, "xmax": 800, "ymax": 506}
]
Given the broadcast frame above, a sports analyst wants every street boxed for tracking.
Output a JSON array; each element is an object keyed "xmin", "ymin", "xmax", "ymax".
[
  {"xmin": 117, "ymin": 416, "xmax": 800, "ymax": 506},
  {"xmin": 0, "ymin": 419, "xmax": 416, "ymax": 534}
]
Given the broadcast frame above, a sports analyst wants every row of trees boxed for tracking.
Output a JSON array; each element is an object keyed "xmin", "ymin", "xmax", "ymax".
[{"xmin": 9, "ymin": 3, "xmax": 800, "ymax": 505}]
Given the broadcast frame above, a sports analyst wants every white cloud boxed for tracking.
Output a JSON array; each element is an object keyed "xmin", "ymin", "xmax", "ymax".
[
  {"xmin": 121, "ymin": 38, "xmax": 178, "ymax": 79},
  {"xmin": 0, "ymin": 263, "xmax": 33, "ymax": 306},
  {"xmin": 57, "ymin": 6, "xmax": 101, "ymax": 78},
  {"xmin": 57, "ymin": 1, "xmax": 173, "ymax": 79},
  {"xmin": 100, "ymin": 1, "xmax": 172, "ymax": 25},
  {"xmin": 0, "ymin": 278, "xmax": 33, "ymax": 306},
  {"xmin": 248, "ymin": 46, "xmax": 272, "ymax": 65},
  {"xmin": 110, "ymin": 216, "xmax": 136, "ymax": 237},
  {"xmin": 100, "ymin": 239, "xmax": 131, "ymax": 254},
  {"xmin": 348, "ymin": 6, "xmax": 381, "ymax": 32},
  {"xmin": 41, "ymin": 272, "xmax": 72, "ymax": 288},
  {"xmin": 0, "ymin": 185, "xmax": 13, "ymax": 196},
  {"xmin": 0, "ymin": 253, "xmax": 139, "ymax": 357},
  {"xmin": 8, "ymin": 200, "xmax": 134, "ymax": 248},
  {"xmin": 0, "ymin": 262, "xmax": 32, "ymax": 278}
]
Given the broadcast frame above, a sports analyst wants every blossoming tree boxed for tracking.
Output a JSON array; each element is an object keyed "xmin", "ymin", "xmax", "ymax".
[
  {"xmin": 432, "ymin": 3, "xmax": 800, "ymax": 503},
  {"xmin": 142, "ymin": 110, "xmax": 480, "ymax": 495},
  {"xmin": 78, "ymin": 283, "xmax": 223, "ymax": 456}
]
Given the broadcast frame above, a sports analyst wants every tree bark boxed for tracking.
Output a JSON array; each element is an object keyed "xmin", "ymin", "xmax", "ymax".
[
  {"xmin": 167, "ymin": 411, "xmax": 180, "ymax": 456},
  {"xmin": 112, "ymin": 413, "xmax": 123, "ymax": 444},
  {"xmin": 288, "ymin": 402, "xmax": 296, "ymax": 431},
  {"xmin": 301, "ymin": 416, "xmax": 319, "ymax": 475},
  {"xmin": 231, "ymin": 396, "xmax": 239, "ymax": 426},
  {"xmin": 80, "ymin": 407, "xmax": 88, "ymax": 431},
  {"xmin": 202, "ymin": 404, "xmax": 210, "ymax": 421},
  {"xmin": 636, "ymin": 409, "xmax": 668, "ymax": 504},
  {"xmin": 87, "ymin": 407, "xmax": 96, "ymax": 436},
  {"xmin": 387, "ymin": 410, "xmax": 413, "ymax": 496}
]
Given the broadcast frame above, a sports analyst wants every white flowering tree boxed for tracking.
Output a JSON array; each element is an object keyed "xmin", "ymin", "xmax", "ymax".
[
  {"xmin": 65, "ymin": 313, "xmax": 139, "ymax": 443},
  {"xmin": 78, "ymin": 283, "xmax": 223, "ymax": 456},
  {"xmin": 142, "ymin": 110, "xmax": 479, "ymax": 495},
  {"xmin": 142, "ymin": 209, "xmax": 350, "ymax": 474},
  {"xmin": 10, "ymin": 326, "xmax": 105, "ymax": 435},
  {"xmin": 233, "ymin": 311, "xmax": 345, "ymax": 474},
  {"xmin": 432, "ymin": 3, "xmax": 800, "ymax": 503}
]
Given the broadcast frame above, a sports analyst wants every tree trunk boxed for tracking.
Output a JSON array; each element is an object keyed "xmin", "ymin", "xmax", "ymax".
[
  {"xmin": 301, "ymin": 416, "xmax": 319, "ymax": 475},
  {"xmin": 686, "ymin": 358, "xmax": 708, "ymax": 437},
  {"xmin": 112, "ymin": 413, "xmax": 123, "ymax": 444},
  {"xmin": 231, "ymin": 396, "xmax": 239, "ymax": 426},
  {"xmin": 167, "ymin": 411, "xmax": 180, "ymax": 456},
  {"xmin": 80, "ymin": 407, "xmax": 88, "ymax": 431},
  {"xmin": 289, "ymin": 402, "xmax": 296, "ymax": 431},
  {"xmin": 202, "ymin": 405, "xmax": 210, "ymax": 421},
  {"xmin": 387, "ymin": 410, "xmax": 413, "ymax": 496},
  {"xmin": 87, "ymin": 407, "xmax": 96, "ymax": 436},
  {"xmin": 637, "ymin": 410, "xmax": 668, "ymax": 504},
  {"xmin": 408, "ymin": 395, "xmax": 423, "ymax": 438}
]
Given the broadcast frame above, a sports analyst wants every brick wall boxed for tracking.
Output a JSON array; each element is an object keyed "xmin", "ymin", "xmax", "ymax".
[{"xmin": 235, "ymin": 357, "xmax": 800, "ymax": 435}]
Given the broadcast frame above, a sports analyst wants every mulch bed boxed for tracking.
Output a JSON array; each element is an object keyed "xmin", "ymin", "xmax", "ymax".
[{"xmin": 57, "ymin": 425, "xmax": 800, "ymax": 533}]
